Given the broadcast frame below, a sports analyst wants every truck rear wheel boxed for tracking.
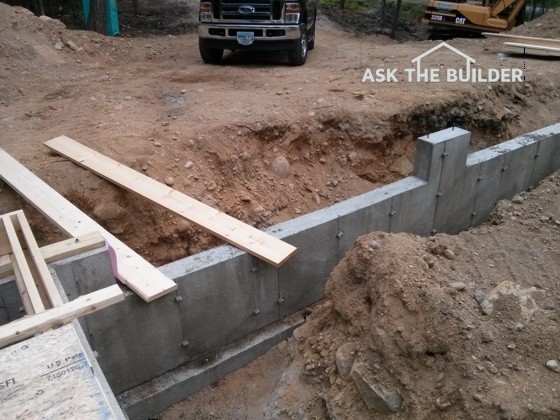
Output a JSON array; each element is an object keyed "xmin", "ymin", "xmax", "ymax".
[
  {"xmin": 199, "ymin": 39, "xmax": 223, "ymax": 64},
  {"xmin": 287, "ymin": 27, "xmax": 308, "ymax": 66}
]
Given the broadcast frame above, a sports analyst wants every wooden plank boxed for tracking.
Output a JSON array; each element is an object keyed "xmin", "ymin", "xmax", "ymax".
[
  {"xmin": 503, "ymin": 42, "xmax": 560, "ymax": 54},
  {"xmin": 0, "ymin": 224, "xmax": 10, "ymax": 256},
  {"xmin": 0, "ymin": 284, "xmax": 124, "ymax": 348},
  {"xmin": 0, "ymin": 323, "xmax": 126, "ymax": 419},
  {"xmin": 0, "ymin": 232, "xmax": 105, "ymax": 279},
  {"xmin": 2, "ymin": 215, "xmax": 46, "ymax": 314},
  {"xmin": 16, "ymin": 211, "xmax": 64, "ymax": 307},
  {"xmin": 0, "ymin": 210, "xmax": 26, "ymax": 256},
  {"xmin": 45, "ymin": 136, "xmax": 298, "ymax": 267},
  {"xmin": 0, "ymin": 148, "xmax": 177, "ymax": 302},
  {"xmin": 40, "ymin": 231, "xmax": 106, "ymax": 264},
  {"xmin": 482, "ymin": 32, "xmax": 560, "ymax": 46},
  {"xmin": 22, "ymin": 250, "xmax": 51, "ymax": 310},
  {"xmin": 9, "ymin": 254, "xmax": 35, "ymax": 315},
  {"xmin": 482, "ymin": 32, "xmax": 560, "ymax": 54}
]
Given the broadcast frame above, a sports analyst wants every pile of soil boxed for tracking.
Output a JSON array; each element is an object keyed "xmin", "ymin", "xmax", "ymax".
[
  {"xmin": 273, "ymin": 171, "xmax": 560, "ymax": 419},
  {"xmin": 163, "ymin": 170, "xmax": 560, "ymax": 419},
  {"xmin": 513, "ymin": 7, "xmax": 560, "ymax": 38}
]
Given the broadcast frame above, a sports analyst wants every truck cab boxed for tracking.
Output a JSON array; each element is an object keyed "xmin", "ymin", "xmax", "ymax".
[{"xmin": 198, "ymin": 0, "xmax": 317, "ymax": 65}]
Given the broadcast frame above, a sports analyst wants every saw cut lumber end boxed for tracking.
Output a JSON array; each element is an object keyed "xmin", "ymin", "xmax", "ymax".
[{"xmin": 104, "ymin": 239, "xmax": 178, "ymax": 302}]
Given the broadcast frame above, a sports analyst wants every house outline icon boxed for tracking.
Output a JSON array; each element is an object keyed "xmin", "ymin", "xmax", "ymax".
[{"xmin": 411, "ymin": 42, "xmax": 476, "ymax": 76}]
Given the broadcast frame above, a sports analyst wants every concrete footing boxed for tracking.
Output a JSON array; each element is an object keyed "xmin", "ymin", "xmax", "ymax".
[{"xmin": 118, "ymin": 313, "xmax": 304, "ymax": 419}]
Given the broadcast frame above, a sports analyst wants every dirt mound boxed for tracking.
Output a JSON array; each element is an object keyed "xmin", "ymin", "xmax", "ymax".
[
  {"xmin": 512, "ymin": 7, "xmax": 560, "ymax": 38},
  {"xmin": 0, "ymin": 3, "xmax": 128, "ymax": 102},
  {"xmin": 265, "ymin": 171, "xmax": 560, "ymax": 419}
]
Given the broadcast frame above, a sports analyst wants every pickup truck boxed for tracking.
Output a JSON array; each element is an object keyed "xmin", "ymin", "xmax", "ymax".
[{"xmin": 198, "ymin": 0, "xmax": 317, "ymax": 66}]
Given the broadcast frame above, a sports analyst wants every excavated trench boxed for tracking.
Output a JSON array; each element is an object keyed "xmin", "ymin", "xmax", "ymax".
[
  {"xmin": 0, "ymin": 79, "xmax": 556, "ymax": 268},
  {"xmin": 19, "ymin": 110, "xmax": 525, "ymax": 261}
]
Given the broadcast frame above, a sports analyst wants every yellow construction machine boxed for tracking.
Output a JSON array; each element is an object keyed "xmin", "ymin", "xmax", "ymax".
[{"xmin": 423, "ymin": 0, "xmax": 527, "ymax": 33}]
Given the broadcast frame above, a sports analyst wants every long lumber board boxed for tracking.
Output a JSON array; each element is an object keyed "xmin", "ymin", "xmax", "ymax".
[
  {"xmin": 0, "ymin": 148, "xmax": 177, "ymax": 302},
  {"xmin": 503, "ymin": 42, "xmax": 560, "ymax": 54},
  {"xmin": 0, "ymin": 231, "xmax": 106, "ymax": 279},
  {"xmin": 0, "ymin": 284, "xmax": 124, "ymax": 348},
  {"xmin": 45, "ymin": 136, "xmax": 298, "ymax": 267},
  {"xmin": 482, "ymin": 32, "xmax": 560, "ymax": 49}
]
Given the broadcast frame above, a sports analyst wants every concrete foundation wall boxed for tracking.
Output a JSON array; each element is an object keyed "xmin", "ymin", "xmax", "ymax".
[{"xmin": 1, "ymin": 124, "xmax": 559, "ymax": 410}]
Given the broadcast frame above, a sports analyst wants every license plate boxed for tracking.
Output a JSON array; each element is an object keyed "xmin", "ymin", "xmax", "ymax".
[{"xmin": 237, "ymin": 31, "xmax": 255, "ymax": 46}]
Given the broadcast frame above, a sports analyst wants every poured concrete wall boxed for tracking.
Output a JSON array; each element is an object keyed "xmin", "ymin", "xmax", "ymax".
[{"xmin": 1, "ymin": 124, "xmax": 559, "ymax": 404}]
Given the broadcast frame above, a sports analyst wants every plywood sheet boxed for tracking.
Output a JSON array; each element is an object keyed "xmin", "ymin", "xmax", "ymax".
[{"xmin": 0, "ymin": 323, "xmax": 122, "ymax": 419}]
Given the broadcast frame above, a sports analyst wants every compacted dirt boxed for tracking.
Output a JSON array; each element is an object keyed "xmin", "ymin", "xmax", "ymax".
[{"xmin": 0, "ymin": 4, "xmax": 559, "ymax": 418}]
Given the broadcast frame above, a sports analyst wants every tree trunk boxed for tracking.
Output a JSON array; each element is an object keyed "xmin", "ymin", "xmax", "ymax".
[
  {"xmin": 87, "ymin": 0, "xmax": 107, "ymax": 35},
  {"xmin": 392, "ymin": 0, "xmax": 402, "ymax": 40}
]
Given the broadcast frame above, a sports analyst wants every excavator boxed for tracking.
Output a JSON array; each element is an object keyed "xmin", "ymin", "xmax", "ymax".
[{"xmin": 423, "ymin": 0, "xmax": 527, "ymax": 34}]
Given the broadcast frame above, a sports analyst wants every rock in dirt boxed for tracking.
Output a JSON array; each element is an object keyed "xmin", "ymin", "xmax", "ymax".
[
  {"xmin": 64, "ymin": 40, "xmax": 80, "ymax": 51},
  {"xmin": 165, "ymin": 176, "xmax": 174, "ymax": 186},
  {"xmin": 480, "ymin": 281, "xmax": 544, "ymax": 321},
  {"xmin": 350, "ymin": 362, "xmax": 403, "ymax": 412},
  {"xmin": 38, "ymin": 14, "xmax": 66, "ymax": 29},
  {"xmin": 93, "ymin": 202, "xmax": 127, "ymax": 222},
  {"xmin": 443, "ymin": 248, "xmax": 456, "ymax": 260},
  {"xmin": 389, "ymin": 156, "xmax": 413, "ymax": 176},
  {"xmin": 335, "ymin": 343, "xmax": 356, "ymax": 380},
  {"xmin": 545, "ymin": 360, "xmax": 560, "ymax": 373},
  {"xmin": 271, "ymin": 156, "xmax": 290, "ymax": 178},
  {"xmin": 449, "ymin": 282, "xmax": 466, "ymax": 291}
]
